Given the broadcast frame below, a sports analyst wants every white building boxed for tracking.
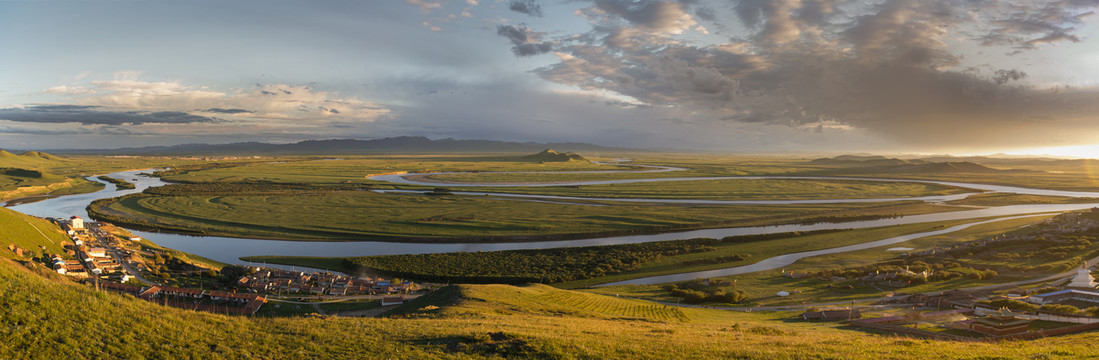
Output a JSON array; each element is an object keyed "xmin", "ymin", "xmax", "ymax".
[
  {"xmin": 88, "ymin": 248, "xmax": 107, "ymax": 257},
  {"xmin": 69, "ymin": 216, "xmax": 84, "ymax": 229},
  {"xmin": 1068, "ymin": 268, "xmax": 1098, "ymax": 289}
]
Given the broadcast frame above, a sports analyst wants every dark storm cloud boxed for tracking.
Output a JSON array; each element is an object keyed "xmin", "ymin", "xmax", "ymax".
[
  {"xmin": 496, "ymin": 25, "xmax": 554, "ymax": 57},
  {"xmin": 592, "ymin": 0, "xmax": 695, "ymax": 33},
  {"xmin": 0, "ymin": 105, "xmax": 218, "ymax": 125},
  {"xmin": 203, "ymin": 108, "xmax": 254, "ymax": 114},
  {"xmin": 526, "ymin": 0, "xmax": 1099, "ymax": 147},
  {"xmin": 0, "ymin": 125, "xmax": 93, "ymax": 136},
  {"xmin": 508, "ymin": 0, "xmax": 542, "ymax": 17}
]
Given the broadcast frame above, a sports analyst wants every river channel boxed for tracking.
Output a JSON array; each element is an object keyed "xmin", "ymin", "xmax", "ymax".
[{"xmin": 9, "ymin": 168, "xmax": 1099, "ymax": 284}]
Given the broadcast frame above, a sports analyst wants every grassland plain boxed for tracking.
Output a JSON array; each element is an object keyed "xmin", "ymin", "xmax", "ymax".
[
  {"xmin": 588, "ymin": 215, "xmax": 1062, "ymax": 306},
  {"xmin": 4, "ymin": 208, "xmax": 1099, "ymax": 359},
  {"xmin": 431, "ymin": 177, "xmax": 973, "ymax": 200},
  {"xmin": 382, "ymin": 153, "xmax": 1099, "ymax": 191},
  {"xmin": 88, "ymin": 188, "xmax": 957, "ymax": 241},
  {"xmin": 0, "ymin": 152, "xmax": 216, "ymax": 201},
  {"xmin": 156, "ymin": 155, "xmax": 639, "ymax": 184},
  {"xmin": 252, "ymin": 218, "xmax": 1031, "ymax": 295}
]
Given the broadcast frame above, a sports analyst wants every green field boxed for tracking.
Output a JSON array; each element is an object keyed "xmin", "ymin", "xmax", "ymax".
[
  {"xmin": 590, "ymin": 214, "xmax": 1065, "ymax": 306},
  {"xmin": 439, "ymin": 177, "xmax": 973, "ymax": 200},
  {"xmin": 156, "ymin": 155, "xmax": 636, "ymax": 184},
  {"xmin": 0, "ymin": 151, "xmax": 215, "ymax": 201},
  {"xmin": 88, "ymin": 188, "xmax": 958, "ymax": 241},
  {"xmin": 246, "ymin": 216, "xmax": 1063, "ymax": 300}
]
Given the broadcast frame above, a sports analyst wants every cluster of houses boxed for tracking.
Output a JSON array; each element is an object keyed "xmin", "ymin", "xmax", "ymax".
[
  {"xmin": 813, "ymin": 264, "xmax": 1099, "ymax": 339},
  {"xmin": 47, "ymin": 216, "xmax": 132, "ymax": 282},
  {"xmin": 98, "ymin": 281, "xmax": 267, "ymax": 315},
  {"xmin": 237, "ymin": 268, "xmax": 413, "ymax": 296}
]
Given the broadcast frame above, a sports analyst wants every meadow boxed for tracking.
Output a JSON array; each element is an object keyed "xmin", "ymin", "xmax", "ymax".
[
  {"xmin": 440, "ymin": 177, "xmax": 972, "ymax": 200},
  {"xmin": 589, "ymin": 214, "xmax": 1065, "ymax": 306},
  {"xmin": 0, "ymin": 151, "xmax": 212, "ymax": 201},
  {"xmin": 88, "ymin": 188, "xmax": 955, "ymax": 241}
]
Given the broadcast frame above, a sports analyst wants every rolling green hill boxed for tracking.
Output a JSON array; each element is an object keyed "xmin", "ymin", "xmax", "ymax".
[
  {"xmin": 0, "ymin": 151, "xmax": 108, "ymax": 201},
  {"xmin": 0, "ymin": 150, "xmax": 68, "ymax": 169},
  {"xmin": 521, "ymin": 148, "xmax": 587, "ymax": 162}
]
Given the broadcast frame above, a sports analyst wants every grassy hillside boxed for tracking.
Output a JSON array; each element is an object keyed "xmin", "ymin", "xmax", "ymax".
[
  {"xmin": 0, "ymin": 207, "xmax": 70, "ymax": 260},
  {"xmin": 0, "ymin": 151, "xmax": 107, "ymax": 201},
  {"xmin": 0, "ymin": 150, "xmax": 68, "ymax": 169},
  {"xmin": 6, "ymin": 249, "xmax": 1099, "ymax": 358}
]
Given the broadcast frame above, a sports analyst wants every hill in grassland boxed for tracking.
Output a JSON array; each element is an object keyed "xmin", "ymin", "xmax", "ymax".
[
  {"xmin": 18, "ymin": 150, "xmax": 64, "ymax": 161},
  {"xmin": 3, "ymin": 209, "xmax": 1099, "ymax": 358},
  {"xmin": 0, "ymin": 150, "xmax": 67, "ymax": 169},
  {"xmin": 906, "ymin": 161, "xmax": 1002, "ymax": 173},
  {"xmin": 520, "ymin": 148, "xmax": 587, "ymax": 162}
]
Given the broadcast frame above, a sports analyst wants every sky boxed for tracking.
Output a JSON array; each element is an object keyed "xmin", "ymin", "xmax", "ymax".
[{"xmin": 3, "ymin": 0, "xmax": 1099, "ymax": 156}]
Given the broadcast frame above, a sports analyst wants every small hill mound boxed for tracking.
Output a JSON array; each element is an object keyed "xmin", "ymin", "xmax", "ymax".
[
  {"xmin": 0, "ymin": 150, "xmax": 16, "ymax": 158},
  {"xmin": 19, "ymin": 151, "xmax": 63, "ymax": 161},
  {"xmin": 907, "ymin": 161, "xmax": 1000, "ymax": 173},
  {"xmin": 389, "ymin": 284, "xmax": 687, "ymax": 322},
  {"xmin": 521, "ymin": 149, "xmax": 587, "ymax": 162},
  {"xmin": 811, "ymin": 155, "xmax": 911, "ymax": 167}
]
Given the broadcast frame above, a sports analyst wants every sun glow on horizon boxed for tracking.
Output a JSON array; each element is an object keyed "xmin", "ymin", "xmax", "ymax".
[{"xmin": 999, "ymin": 144, "xmax": 1099, "ymax": 159}]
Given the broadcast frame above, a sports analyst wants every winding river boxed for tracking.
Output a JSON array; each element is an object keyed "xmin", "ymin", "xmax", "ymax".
[{"xmin": 9, "ymin": 166, "xmax": 1099, "ymax": 285}]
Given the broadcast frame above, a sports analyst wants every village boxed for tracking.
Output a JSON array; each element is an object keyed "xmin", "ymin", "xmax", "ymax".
[
  {"xmin": 795, "ymin": 211, "xmax": 1099, "ymax": 340},
  {"xmin": 7, "ymin": 215, "xmax": 423, "ymax": 316}
]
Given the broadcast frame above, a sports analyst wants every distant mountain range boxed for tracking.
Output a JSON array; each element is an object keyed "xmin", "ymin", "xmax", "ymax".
[{"xmin": 32, "ymin": 137, "xmax": 635, "ymax": 155}]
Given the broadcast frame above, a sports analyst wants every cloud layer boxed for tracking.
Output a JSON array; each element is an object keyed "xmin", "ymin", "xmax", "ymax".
[{"xmin": 517, "ymin": 0, "xmax": 1099, "ymax": 149}]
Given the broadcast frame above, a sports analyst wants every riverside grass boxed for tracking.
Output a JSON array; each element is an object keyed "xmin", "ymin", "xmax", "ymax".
[
  {"xmin": 434, "ymin": 177, "xmax": 973, "ymax": 200},
  {"xmin": 252, "ymin": 215, "xmax": 1059, "ymax": 302},
  {"xmin": 81, "ymin": 152, "xmax": 1099, "ymax": 242},
  {"xmin": 89, "ymin": 190, "xmax": 957, "ymax": 241}
]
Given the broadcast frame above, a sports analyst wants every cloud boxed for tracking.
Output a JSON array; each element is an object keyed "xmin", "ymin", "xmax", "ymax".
[
  {"xmin": 51, "ymin": 77, "xmax": 390, "ymax": 123},
  {"xmin": 201, "ymin": 108, "xmax": 254, "ymax": 114},
  {"xmin": 496, "ymin": 25, "xmax": 554, "ymax": 56},
  {"xmin": 405, "ymin": 0, "xmax": 443, "ymax": 14},
  {"xmin": 521, "ymin": 0, "xmax": 1099, "ymax": 149},
  {"xmin": 591, "ymin": 0, "xmax": 698, "ymax": 34},
  {"xmin": 0, "ymin": 105, "xmax": 218, "ymax": 125},
  {"xmin": 508, "ymin": 0, "xmax": 542, "ymax": 17}
]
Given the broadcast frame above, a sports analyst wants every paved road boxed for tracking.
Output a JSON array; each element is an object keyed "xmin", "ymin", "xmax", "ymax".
[{"xmin": 88, "ymin": 223, "xmax": 159, "ymax": 286}]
